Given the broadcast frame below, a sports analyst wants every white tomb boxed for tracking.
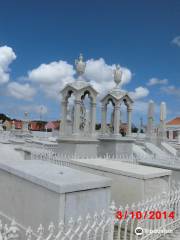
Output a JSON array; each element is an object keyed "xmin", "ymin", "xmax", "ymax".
[
  {"xmin": 58, "ymin": 54, "xmax": 99, "ymax": 157},
  {"xmin": 0, "ymin": 159, "xmax": 111, "ymax": 229},
  {"xmin": 66, "ymin": 157, "xmax": 171, "ymax": 206},
  {"xmin": 99, "ymin": 65, "xmax": 134, "ymax": 157}
]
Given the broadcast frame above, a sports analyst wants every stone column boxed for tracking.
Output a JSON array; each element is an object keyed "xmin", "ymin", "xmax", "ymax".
[
  {"xmin": 90, "ymin": 101, "xmax": 96, "ymax": 135},
  {"xmin": 127, "ymin": 107, "xmax": 132, "ymax": 136},
  {"xmin": 101, "ymin": 104, "xmax": 107, "ymax": 134},
  {"xmin": 147, "ymin": 100, "xmax": 154, "ymax": 137},
  {"xmin": 113, "ymin": 104, "xmax": 120, "ymax": 135},
  {"xmin": 169, "ymin": 130, "xmax": 173, "ymax": 140},
  {"xmin": 73, "ymin": 99, "xmax": 81, "ymax": 135},
  {"xmin": 60, "ymin": 100, "xmax": 67, "ymax": 135},
  {"xmin": 178, "ymin": 130, "xmax": 180, "ymax": 144}
]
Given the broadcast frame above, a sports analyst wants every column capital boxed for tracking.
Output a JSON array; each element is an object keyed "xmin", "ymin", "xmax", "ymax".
[
  {"xmin": 127, "ymin": 107, "xmax": 132, "ymax": 112},
  {"xmin": 91, "ymin": 102, "xmax": 96, "ymax": 107},
  {"xmin": 114, "ymin": 105, "xmax": 120, "ymax": 110}
]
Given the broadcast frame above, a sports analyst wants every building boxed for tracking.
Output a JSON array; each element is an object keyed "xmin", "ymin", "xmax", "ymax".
[{"xmin": 166, "ymin": 117, "xmax": 180, "ymax": 143}]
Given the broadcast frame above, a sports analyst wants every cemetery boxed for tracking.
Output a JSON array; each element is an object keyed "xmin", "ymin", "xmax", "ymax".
[{"xmin": 0, "ymin": 54, "xmax": 180, "ymax": 240}]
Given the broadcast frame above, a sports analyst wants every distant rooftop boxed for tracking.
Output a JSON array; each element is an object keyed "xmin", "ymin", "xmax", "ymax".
[{"xmin": 166, "ymin": 117, "xmax": 180, "ymax": 125}]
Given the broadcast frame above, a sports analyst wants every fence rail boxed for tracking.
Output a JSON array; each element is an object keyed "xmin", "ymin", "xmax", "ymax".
[{"xmin": 1, "ymin": 185, "xmax": 180, "ymax": 240}]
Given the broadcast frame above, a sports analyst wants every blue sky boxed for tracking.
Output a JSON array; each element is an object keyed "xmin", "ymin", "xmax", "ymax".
[{"xmin": 0, "ymin": 0, "xmax": 179, "ymax": 125}]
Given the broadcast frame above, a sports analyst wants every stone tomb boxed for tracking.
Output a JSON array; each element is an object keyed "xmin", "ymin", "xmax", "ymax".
[
  {"xmin": 0, "ymin": 159, "xmax": 111, "ymax": 229},
  {"xmin": 67, "ymin": 158, "xmax": 171, "ymax": 206},
  {"xmin": 58, "ymin": 54, "xmax": 99, "ymax": 157}
]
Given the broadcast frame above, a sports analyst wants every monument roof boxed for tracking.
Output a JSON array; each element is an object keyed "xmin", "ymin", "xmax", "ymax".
[
  {"xmin": 0, "ymin": 159, "xmax": 111, "ymax": 193},
  {"xmin": 68, "ymin": 80, "xmax": 92, "ymax": 90},
  {"xmin": 61, "ymin": 80, "xmax": 98, "ymax": 94},
  {"xmin": 101, "ymin": 88, "xmax": 133, "ymax": 102}
]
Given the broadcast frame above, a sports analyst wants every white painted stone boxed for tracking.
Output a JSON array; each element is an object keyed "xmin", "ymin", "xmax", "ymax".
[
  {"xmin": 68, "ymin": 158, "xmax": 171, "ymax": 206},
  {"xmin": 57, "ymin": 137, "xmax": 99, "ymax": 157},
  {"xmin": 98, "ymin": 135, "xmax": 134, "ymax": 157},
  {"xmin": 0, "ymin": 159, "xmax": 111, "ymax": 229}
]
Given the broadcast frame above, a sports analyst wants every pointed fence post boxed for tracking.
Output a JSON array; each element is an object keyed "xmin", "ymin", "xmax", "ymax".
[{"xmin": 108, "ymin": 201, "xmax": 116, "ymax": 240}]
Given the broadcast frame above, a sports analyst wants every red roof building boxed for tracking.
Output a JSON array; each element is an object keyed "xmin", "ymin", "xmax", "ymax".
[{"xmin": 166, "ymin": 117, "xmax": 180, "ymax": 141}]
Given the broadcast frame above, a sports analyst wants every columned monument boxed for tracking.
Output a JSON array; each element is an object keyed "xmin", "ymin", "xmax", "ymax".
[
  {"xmin": 98, "ymin": 65, "xmax": 134, "ymax": 157},
  {"xmin": 58, "ymin": 54, "xmax": 99, "ymax": 157},
  {"xmin": 101, "ymin": 65, "xmax": 133, "ymax": 136}
]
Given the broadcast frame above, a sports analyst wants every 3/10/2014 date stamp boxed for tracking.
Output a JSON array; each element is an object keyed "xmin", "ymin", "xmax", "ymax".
[{"xmin": 116, "ymin": 210, "xmax": 175, "ymax": 220}]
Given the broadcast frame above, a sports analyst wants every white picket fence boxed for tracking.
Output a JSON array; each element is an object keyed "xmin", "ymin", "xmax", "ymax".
[
  {"xmin": 31, "ymin": 148, "xmax": 138, "ymax": 165},
  {"xmin": 137, "ymin": 154, "xmax": 180, "ymax": 169},
  {"xmin": 1, "ymin": 186, "xmax": 180, "ymax": 240},
  {"xmin": 31, "ymin": 147, "xmax": 180, "ymax": 171}
]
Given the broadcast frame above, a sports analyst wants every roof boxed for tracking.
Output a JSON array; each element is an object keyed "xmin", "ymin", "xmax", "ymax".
[
  {"xmin": 45, "ymin": 121, "xmax": 55, "ymax": 129},
  {"xmin": 61, "ymin": 80, "xmax": 98, "ymax": 95},
  {"xmin": 101, "ymin": 88, "xmax": 133, "ymax": 103},
  {"xmin": 166, "ymin": 117, "xmax": 180, "ymax": 125}
]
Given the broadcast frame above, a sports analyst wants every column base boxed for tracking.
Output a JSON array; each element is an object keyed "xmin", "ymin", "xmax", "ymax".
[
  {"xmin": 98, "ymin": 135, "xmax": 135, "ymax": 157},
  {"xmin": 57, "ymin": 135, "xmax": 99, "ymax": 157}
]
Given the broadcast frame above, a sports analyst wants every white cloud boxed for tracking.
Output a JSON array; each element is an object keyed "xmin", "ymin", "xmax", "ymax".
[
  {"xmin": 7, "ymin": 82, "xmax": 36, "ymax": 100},
  {"xmin": 172, "ymin": 36, "xmax": 180, "ymax": 47},
  {"xmin": 85, "ymin": 58, "xmax": 132, "ymax": 93},
  {"xmin": 27, "ymin": 58, "xmax": 132, "ymax": 99},
  {"xmin": 133, "ymin": 101, "xmax": 148, "ymax": 113},
  {"xmin": 147, "ymin": 78, "xmax": 168, "ymax": 86},
  {"xmin": 129, "ymin": 86, "xmax": 149, "ymax": 100},
  {"xmin": 28, "ymin": 60, "xmax": 75, "ymax": 84},
  {"xmin": 28, "ymin": 60, "xmax": 75, "ymax": 99},
  {"xmin": 161, "ymin": 85, "xmax": 180, "ymax": 98},
  {"xmin": 0, "ymin": 45, "xmax": 16, "ymax": 84}
]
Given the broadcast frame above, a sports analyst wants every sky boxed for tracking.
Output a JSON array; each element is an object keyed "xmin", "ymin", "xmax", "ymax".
[{"xmin": 0, "ymin": 0, "xmax": 179, "ymax": 125}]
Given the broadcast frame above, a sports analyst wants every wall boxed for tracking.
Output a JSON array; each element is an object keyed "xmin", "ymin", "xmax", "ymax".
[{"xmin": 0, "ymin": 169, "xmax": 111, "ymax": 229}]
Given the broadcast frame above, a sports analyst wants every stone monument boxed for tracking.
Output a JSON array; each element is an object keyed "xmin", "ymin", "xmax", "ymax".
[
  {"xmin": 158, "ymin": 101, "xmax": 167, "ymax": 140},
  {"xmin": 0, "ymin": 120, "xmax": 4, "ymax": 131},
  {"xmin": 146, "ymin": 100, "xmax": 155, "ymax": 140},
  {"xmin": 58, "ymin": 54, "xmax": 99, "ymax": 157},
  {"xmin": 98, "ymin": 65, "xmax": 134, "ymax": 157},
  {"xmin": 22, "ymin": 112, "xmax": 29, "ymax": 132}
]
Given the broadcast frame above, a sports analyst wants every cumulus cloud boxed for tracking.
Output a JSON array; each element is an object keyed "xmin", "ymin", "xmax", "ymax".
[
  {"xmin": 172, "ymin": 36, "xmax": 180, "ymax": 47},
  {"xmin": 147, "ymin": 78, "xmax": 168, "ymax": 86},
  {"xmin": 27, "ymin": 58, "xmax": 133, "ymax": 99},
  {"xmin": 7, "ymin": 82, "xmax": 36, "ymax": 100},
  {"xmin": 28, "ymin": 60, "xmax": 75, "ymax": 84},
  {"xmin": 161, "ymin": 85, "xmax": 180, "ymax": 98},
  {"xmin": 129, "ymin": 87, "xmax": 149, "ymax": 100},
  {"xmin": 0, "ymin": 45, "xmax": 16, "ymax": 84},
  {"xmin": 85, "ymin": 58, "xmax": 132, "ymax": 94},
  {"xmin": 133, "ymin": 101, "xmax": 148, "ymax": 113},
  {"xmin": 28, "ymin": 60, "xmax": 75, "ymax": 99}
]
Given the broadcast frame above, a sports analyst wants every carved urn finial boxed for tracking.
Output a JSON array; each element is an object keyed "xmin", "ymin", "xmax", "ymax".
[
  {"xmin": 75, "ymin": 53, "xmax": 86, "ymax": 77},
  {"xmin": 113, "ymin": 64, "xmax": 122, "ymax": 88}
]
